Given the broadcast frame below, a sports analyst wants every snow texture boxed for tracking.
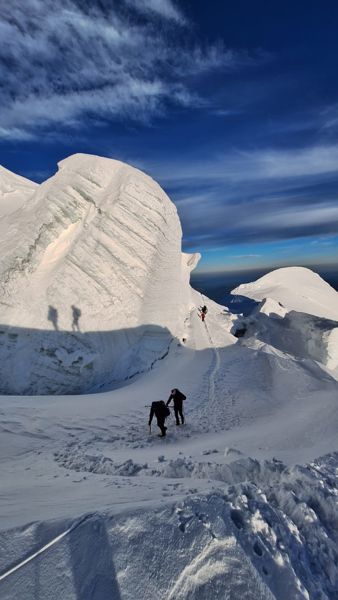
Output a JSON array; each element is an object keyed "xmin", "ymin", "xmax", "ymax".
[
  {"xmin": 0, "ymin": 166, "xmax": 38, "ymax": 219},
  {"xmin": 0, "ymin": 155, "xmax": 338, "ymax": 600},
  {"xmin": 0, "ymin": 154, "xmax": 199, "ymax": 394},
  {"xmin": 232, "ymin": 266, "xmax": 338, "ymax": 321}
]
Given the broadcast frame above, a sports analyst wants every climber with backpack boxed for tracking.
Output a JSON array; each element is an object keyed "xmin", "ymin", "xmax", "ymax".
[
  {"xmin": 199, "ymin": 305, "xmax": 208, "ymax": 322},
  {"xmin": 148, "ymin": 400, "xmax": 170, "ymax": 437},
  {"xmin": 166, "ymin": 388, "xmax": 186, "ymax": 426}
]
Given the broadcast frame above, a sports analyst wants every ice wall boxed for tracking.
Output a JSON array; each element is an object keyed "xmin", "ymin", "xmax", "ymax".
[{"xmin": 0, "ymin": 154, "xmax": 199, "ymax": 394}]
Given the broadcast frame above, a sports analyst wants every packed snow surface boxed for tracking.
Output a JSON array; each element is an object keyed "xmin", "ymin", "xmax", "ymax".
[{"xmin": 0, "ymin": 157, "xmax": 338, "ymax": 600}]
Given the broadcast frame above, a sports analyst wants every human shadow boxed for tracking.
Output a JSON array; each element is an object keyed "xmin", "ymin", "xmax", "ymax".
[
  {"xmin": 0, "ymin": 311, "xmax": 337, "ymax": 397},
  {"xmin": 47, "ymin": 305, "xmax": 58, "ymax": 331},
  {"xmin": 68, "ymin": 514, "xmax": 122, "ymax": 600},
  {"xmin": 71, "ymin": 306, "xmax": 81, "ymax": 332},
  {"xmin": 0, "ymin": 514, "xmax": 122, "ymax": 600}
]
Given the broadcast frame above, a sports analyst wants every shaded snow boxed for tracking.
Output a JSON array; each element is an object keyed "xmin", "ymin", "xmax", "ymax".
[
  {"xmin": 0, "ymin": 156, "xmax": 337, "ymax": 600},
  {"xmin": 0, "ymin": 290, "xmax": 337, "ymax": 598},
  {"xmin": 0, "ymin": 155, "xmax": 199, "ymax": 394}
]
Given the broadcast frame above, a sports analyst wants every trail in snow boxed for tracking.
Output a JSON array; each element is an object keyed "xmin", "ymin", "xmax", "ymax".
[
  {"xmin": 190, "ymin": 293, "xmax": 236, "ymax": 434},
  {"xmin": 0, "ymin": 274, "xmax": 338, "ymax": 599},
  {"xmin": 1, "ymin": 159, "xmax": 338, "ymax": 599}
]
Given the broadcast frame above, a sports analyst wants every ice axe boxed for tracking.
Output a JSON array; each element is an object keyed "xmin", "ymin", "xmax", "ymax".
[{"xmin": 144, "ymin": 406, "xmax": 152, "ymax": 434}]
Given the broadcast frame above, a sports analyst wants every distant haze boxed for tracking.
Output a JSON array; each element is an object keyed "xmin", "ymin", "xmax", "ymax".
[{"xmin": 191, "ymin": 263, "xmax": 338, "ymax": 308}]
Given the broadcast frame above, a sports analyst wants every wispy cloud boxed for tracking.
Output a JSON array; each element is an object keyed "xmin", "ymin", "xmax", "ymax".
[
  {"xmin": 320, "ymin": 104, "xmax": 338, "ymax": 132},
  {"xmin": 0, "ymin": 0, "xmax": 246, "ymax": 140},
  {"xmin": 230, "ymin": 254, "xmax": 261, "ymax": 258},
  {"xmin": 125, "ymin": 0, "xmax": 185, "ymax": 23},
  {"xmin": 144, "ymin": 143, "xmax": 338, "ymax": 185},
  {"xmin": 133, "ymin": 142, "xmax": 338, "ymax": 250}
]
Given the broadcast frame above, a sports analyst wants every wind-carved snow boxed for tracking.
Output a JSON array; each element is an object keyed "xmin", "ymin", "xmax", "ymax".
[
  {"xmin": 0, "ymin": 166, "xmax": 38, "ymax": 219},
  {"xmin": 0, "ymin": 157, "xmax": 338, "ymax": 599},
  {"xmin": 0, "ymin": 154, "xmax": 199, "ymax": 394},
  {"xmin": 232, "ymin": 266, "xmax": 338, "ymax": 321},
  {"xmin": 232, "ymin": 267, "xmax": 338, "ymax": 377}
]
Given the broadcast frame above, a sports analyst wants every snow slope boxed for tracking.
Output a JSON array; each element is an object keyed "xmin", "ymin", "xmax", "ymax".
[
  {"xmin": 232, "ymin": 266, "xmax": 338, "ymax": 321},
  {"xmin": 0, "ymin": 279, "xmax": 337, "ymax": 599},
  {"xmin": 0, "ymin": 166, "xmax": 38, "ymax": 219},
  {"xmin": 0, "ymin": 155, "xmax": 199, "ymax": 394},
  {"xmin": 0, "ymin": 156, "xmax": 337, "ymax": 599}
]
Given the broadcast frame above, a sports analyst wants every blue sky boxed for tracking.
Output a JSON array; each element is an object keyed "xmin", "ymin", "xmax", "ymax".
[{"xmin": 1, "ymin": 0, "xmax": 337, "ymax": 274}]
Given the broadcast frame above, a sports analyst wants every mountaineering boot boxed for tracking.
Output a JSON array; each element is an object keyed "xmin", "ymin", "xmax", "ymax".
[{"xmin": 159, "ymin": 426, "xmax": 167, "ymax": 437}]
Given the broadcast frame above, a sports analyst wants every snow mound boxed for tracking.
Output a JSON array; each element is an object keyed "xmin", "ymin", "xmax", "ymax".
[
  {"xmin": 232, "ymin": 267, "xmax": 338, "ymax": 321},
  {"xmin": 255, "ymin": 297, "xmax": 288, "ymax": 319},
  {"xmin": 0, "ymin": 166, "xmax": 38, "ymax": 219},
  {"xmin": 0, "ymin": 154, "xmax": 199, "ymax": 394}
]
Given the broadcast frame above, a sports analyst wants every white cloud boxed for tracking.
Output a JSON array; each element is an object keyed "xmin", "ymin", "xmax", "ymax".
[
  {"xmin": 131, "ymin": 143, "xmax": 338, "ymax": 248},
  {"xmin": 250, "ymin": 203, "xmax": 338, "ymax": 230},
  {"xmin": 238, "ymin": 145, "xmax": 338, "ymax": 179},
  {"xmin": 320, "ymin": 104, "xmax": 338, "ymax": 132},
  {"xmin": 143, "ymin": 143, "xmax": 338, "ymax": 184},
  {"xmin": 125, "ymin": 0, "xmax": 185, "ymax": 23},
  {"xmin": 230, "ymin": 254, "xmax": 261, "ymax": 258},
  {"xmin": 0, "ymin": 0, "xmax": 240, "ymax": 139}
]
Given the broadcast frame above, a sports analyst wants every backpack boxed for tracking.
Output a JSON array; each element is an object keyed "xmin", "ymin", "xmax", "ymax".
[
  {"xmin": 154, "ymin": 400, "xmax": 170, "ymax": 419},
  {"xmin": 160, "ymin": 400, "xmax": 170, "ymax": 418}
]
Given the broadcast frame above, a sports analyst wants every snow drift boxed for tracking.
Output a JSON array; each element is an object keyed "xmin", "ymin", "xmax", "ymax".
[
  {"xmin": 231, "ymin": 268, "xmax": 338, "ymax": 374},
  {"xmin": 0, "ymin": 154, "xmax": 199, "ymax": 394},
  {"xmin": 232, "ymin": 266, "xmax": 338, "ymax": 321}
]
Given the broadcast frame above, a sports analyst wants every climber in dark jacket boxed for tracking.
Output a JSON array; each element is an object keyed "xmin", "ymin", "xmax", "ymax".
[
  {"xmin": 148, "ymin": 401, "xmax": 168, "ymax": 437},
  {"xmin": 166, "ymin": 388, "xmax": 186, "ymax": 425},
  {"xmin": 200, "ymin": 305, "xmax": 208, "ymax": 322}
]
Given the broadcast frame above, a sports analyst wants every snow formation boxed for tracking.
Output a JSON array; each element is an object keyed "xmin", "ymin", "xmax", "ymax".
[
  {"xmin": 0, "ymin": 156, "xmax": 338, "ymax": 600},
  {"xmin": 232, "ymin": 268, "xmax": 338, "ymax": 376},
  {"xmin": 232, "ymin": 266, "xmax": 338, "ymax": 321},
  {"xmin": 0, "ymin": 154, "xmax": 199, "ymax": 394},
  {"xmin": 0, "ymin": 166, "xmax": 38, "ymax": 219}
]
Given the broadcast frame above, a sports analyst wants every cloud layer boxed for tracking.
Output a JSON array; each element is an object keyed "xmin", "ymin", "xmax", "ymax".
[
  {"xmin": 139, "ymin": 143, "xmax": 338, "ymax": 250},
  {"xmin": 0, "ymin": 0, "xmax": 237, "ymax": 139}
]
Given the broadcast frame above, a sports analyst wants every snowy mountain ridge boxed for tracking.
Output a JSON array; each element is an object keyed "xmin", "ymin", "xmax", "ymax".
[
  {"xmin": 0, "ymin": 155, "xmax": 337, "ymax": 600},
  {"xmin": 0, "ymin": 154, "xmax": 199, "ymax": 394}
]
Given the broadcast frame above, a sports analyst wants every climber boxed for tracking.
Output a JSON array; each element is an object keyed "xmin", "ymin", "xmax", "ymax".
[
  {"xmin": 148, "ymin": 401, "xmax": 170, "ymax": 437},
  {"xmin": 200, "ymin": 305, "xmax": 208, "ymax": 322},
  {"xmin": 166, "ymin": 388, "xmax": 186, "ymax": 426}
]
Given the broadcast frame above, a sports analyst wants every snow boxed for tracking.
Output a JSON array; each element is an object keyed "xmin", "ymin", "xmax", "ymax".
[
  {"xmin": 0, "ymin": 157, "xmax": 338, "ymax": 599},
  {"xmin": 0, "ymin": 166, "xmax": 38, "ymax": 219},
  {"xmin": 0, "ymin": 154, "xmax": 199, "ymax": 394},
  {"xmin": 232, "ymin": 266, "xmax": 338, "ymax": 321}
]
